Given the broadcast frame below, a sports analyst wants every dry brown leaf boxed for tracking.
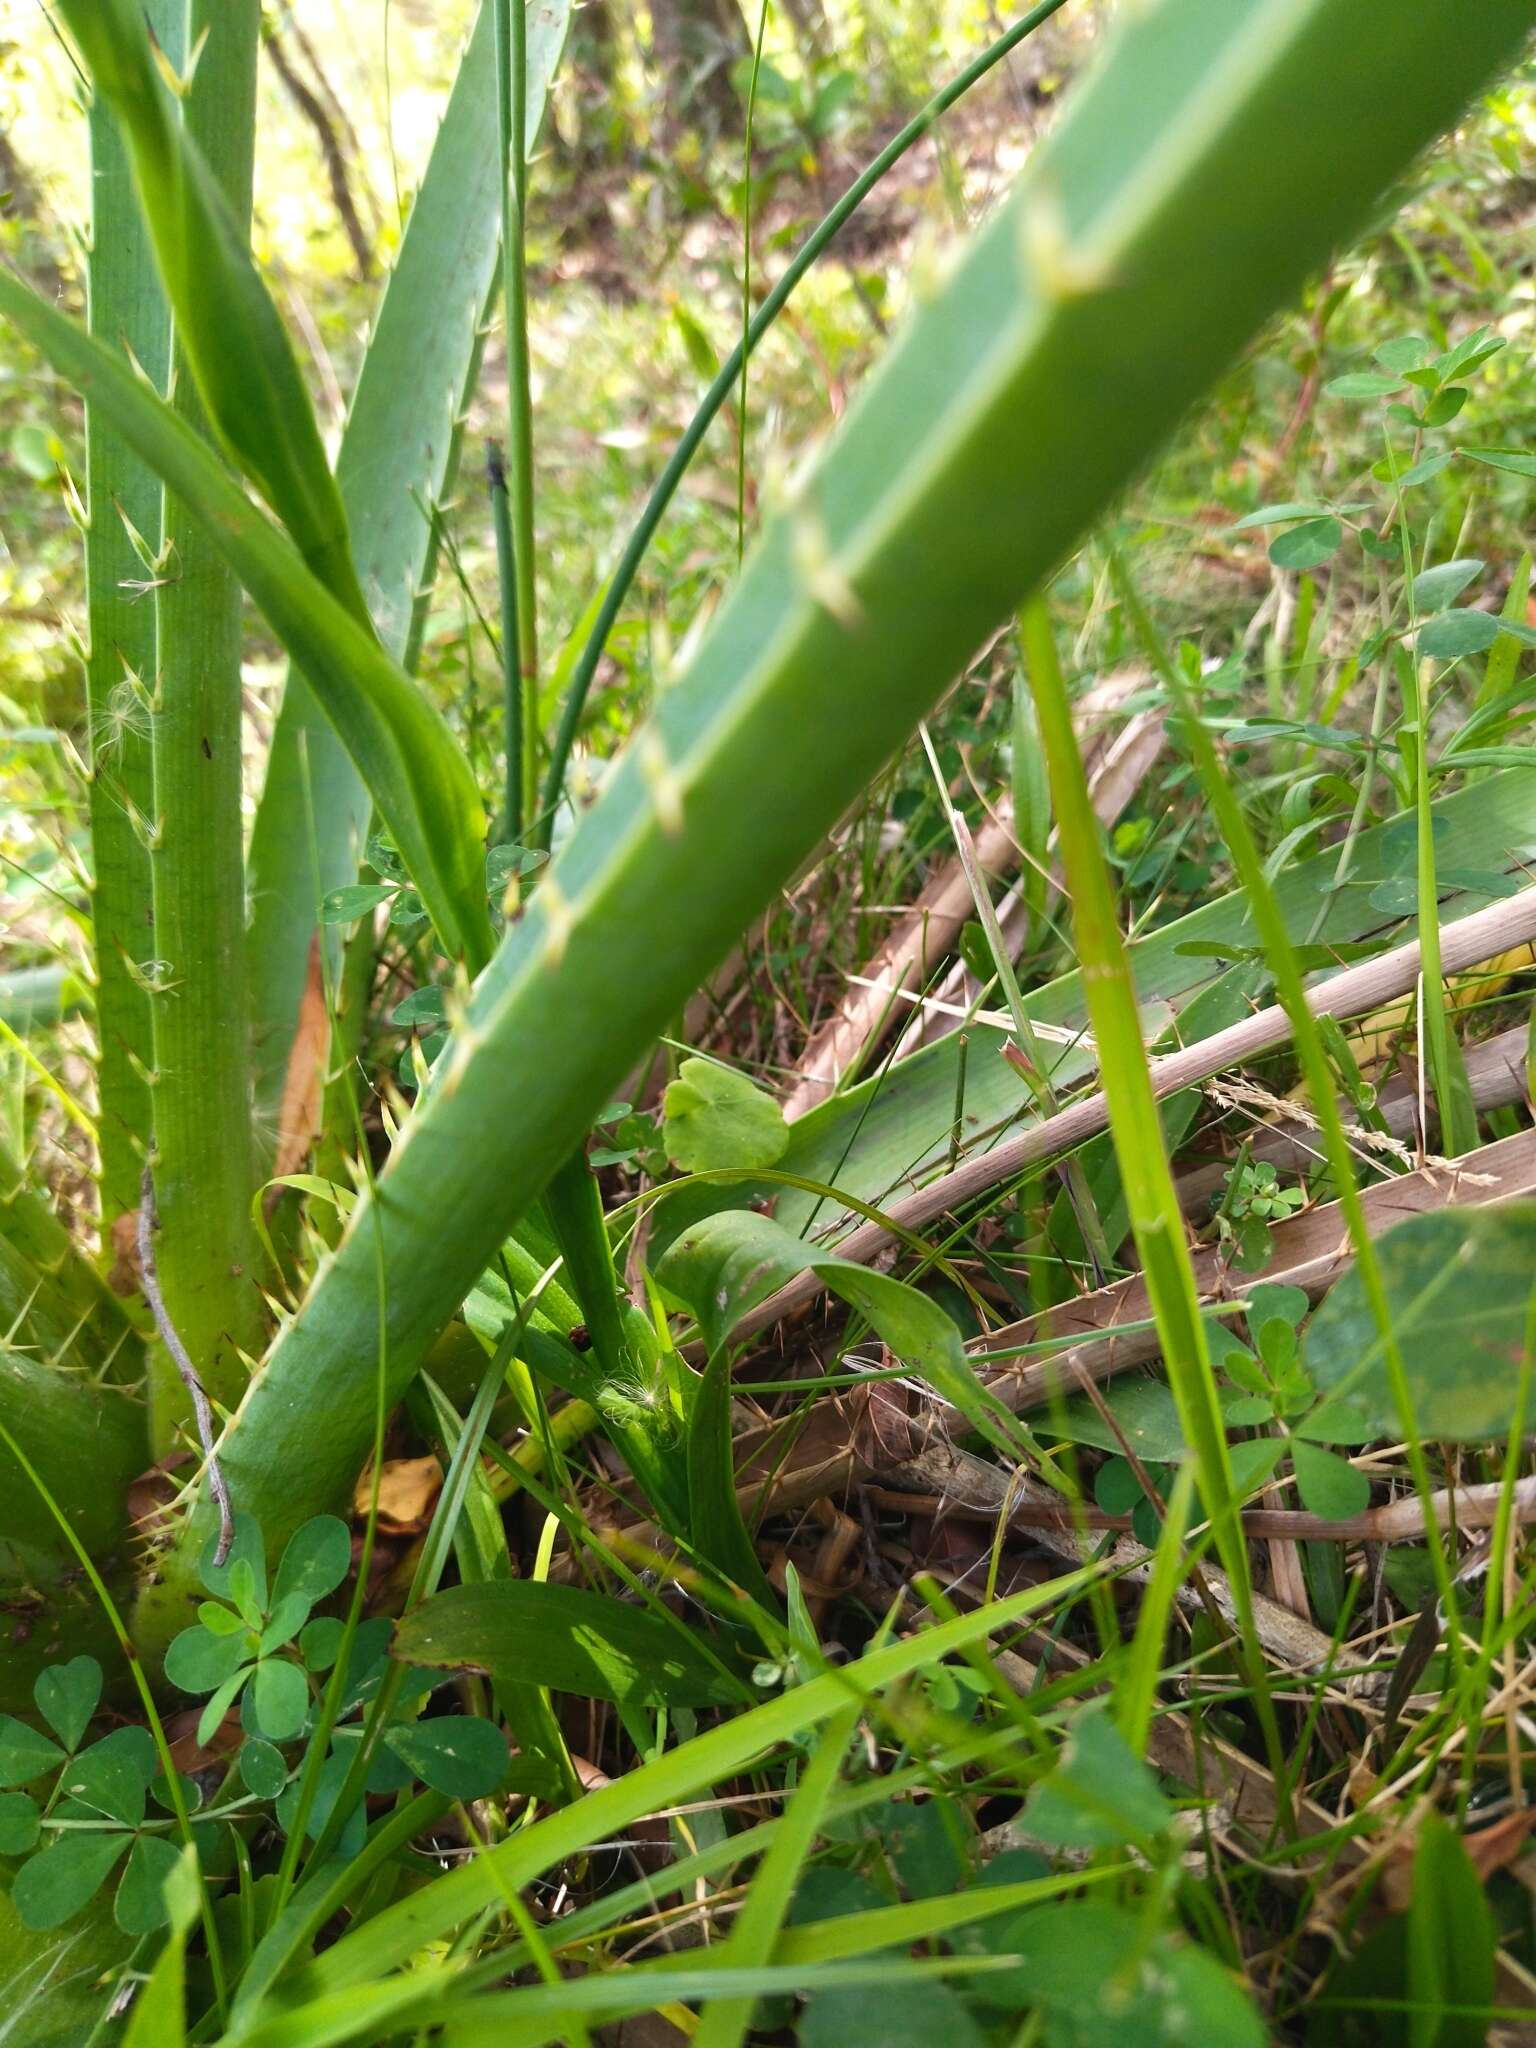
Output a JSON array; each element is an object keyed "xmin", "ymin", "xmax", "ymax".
[
  {"xmin": 354, "ymin": 1453, "xmax": 443, "ymax": 1533},
  {"xmin": 270, "ymin": 932, "xmax": 331, "ymax": 1192},
  {"xmin": 1465, "ymin": 1808, "xmax": 1536, "ymax": 1883},
  {"xmin": 107, "ymin": 1207, "xmax": 141, "ymax": 1297}
]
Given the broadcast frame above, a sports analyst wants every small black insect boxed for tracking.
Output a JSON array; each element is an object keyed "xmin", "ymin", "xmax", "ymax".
[{"xmin": 569, "ymin": 1324, "xmax": 592, "ymax": 1352}]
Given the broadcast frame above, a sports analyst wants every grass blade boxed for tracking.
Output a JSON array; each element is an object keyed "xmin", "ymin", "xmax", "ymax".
[
  {"xmin": 1019, "ymin": 596, "xmax": 1284, "ymax": 1791},
  {"xmin": 692, "ymin": 1704, "xmax": 860, "ymax": 2048},
  {"xmin": 271, "ymin": 1568, "xmax": 1100, "ymax": 2000}
]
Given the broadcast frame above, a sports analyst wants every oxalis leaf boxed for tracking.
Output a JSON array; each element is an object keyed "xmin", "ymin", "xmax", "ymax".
[
  {"xmin": 12, "ymin": 1834, "xmax": 131, "ymax": 1932},
  {"xmin": 33, "ymin": 1657, "xmax": 102, "ymax": 1755},
  {"xmin": 391, "ymin": 1581, "xmax": 750, "ymax": 1710},
  {"xmin": 270, "ymin": 1515, "xmax": 351, "ymax": 1615},
  {"xmin": 658, "ymin": 1209, "xmax": 1011, "ymax": 1450},
  {"xmin": 1305, "ymin": 1206, "xmax": 1536, "ymax": 1441}
]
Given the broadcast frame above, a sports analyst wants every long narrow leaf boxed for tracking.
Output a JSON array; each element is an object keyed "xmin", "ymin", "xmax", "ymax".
[
  {"xmin": 0, "ymin": 274, "xmax": 493, "ymax": 972},
  {"xmin": 55, "ymin": 0, "xmax": 363, "ymax": 609},
  {"xmin": 246, "ymin": 0, "xmax": 572, "ymax": 1110}
]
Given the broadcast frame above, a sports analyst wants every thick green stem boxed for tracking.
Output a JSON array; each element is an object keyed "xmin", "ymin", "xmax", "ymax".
[
  {"xmin": 84, "ymin": 0, "xmax": 182, "ymax": 1223},
  {"xmin": 148, "ymin": 0, "xmax": 264, "ymax": 1422},
  {"xmin": 495, "ymin": 0, "xmax": 540, "ymax": 833}
]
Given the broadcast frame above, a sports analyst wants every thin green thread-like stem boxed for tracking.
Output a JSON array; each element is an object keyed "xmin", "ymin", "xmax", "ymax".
[
  {"xmin": 537, "ymin": 0, "xmax": 1072, "ymax": 838},
  {"xmin": 488, "ymin": 441, "xmax": 522, "ymax": 840},
  {"xmin": 495, "ymin": 0, "xmax": 540, "ymax": 833},
  {"xmin": 737, "ymin": 0, "xmax": 771, "ymax": 568}
]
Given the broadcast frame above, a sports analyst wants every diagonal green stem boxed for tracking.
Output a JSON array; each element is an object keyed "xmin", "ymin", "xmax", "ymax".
[{"xmin": 1107, "ymin": 546, "xmax": 1465, "ymax": 1672}]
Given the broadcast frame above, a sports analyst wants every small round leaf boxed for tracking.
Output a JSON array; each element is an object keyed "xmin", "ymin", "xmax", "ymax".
[
  {"xmin": 164, "ymin": 1624, "xmax": 252, "ymax": 1696},
  {"xmin": 239, "ymin": 1738, "xmax": 288, "ymax": 1801},
  {"xmin": 271, "ymin": 1516, "xmax": 352, "ymax": 1615},
  {"xmin": 1418, "ymin": 608, "xmax": 1500, "ymax": 659},
  {"xmin": 252, "ymin": 1659, "xmax": 309, "ymax": 1743},
  {"xmin": 1267, "ymin": 515, "xmax": 1342, "ymax": 571}
]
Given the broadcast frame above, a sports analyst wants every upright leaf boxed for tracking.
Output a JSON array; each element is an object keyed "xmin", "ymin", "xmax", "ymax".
[
  {"xmin": 55, "ymin": 0, "xmax": 364, "ymax": 607},
  {"xmin": 1407, "ymin": 1814, "xmax": 1496, "ymax": 2048},
  {"xmin": 246, "ymin": 0, "xmax": 573, "ymax": 1113},
  {"xmin": 0, "ymin": 278, "xmax": 493, "ymax": 974}
]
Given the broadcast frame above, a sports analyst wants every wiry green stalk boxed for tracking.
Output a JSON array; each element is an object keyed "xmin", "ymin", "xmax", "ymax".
[
  {"xmin": 494, "ymin": 0, "xmax": 540, "ymax": 834},
  {"xmin": 736, "ymin": 0, "xmax": 771, "ymax": 568},
  {"xmin": 112, "ymin": 0, "xmax": 1536, "ymax": 1621},
  {"xmin": 147, "ymin": 0, "xmax": 264, "ymax": 1421},
  {"xmin": 537, "ymin": 0, "xmax": 1073, "ymax": 833},
  {"xmin": 83, "ymin": 0, "xmax": 181, "ymax": 1223},
  {"xmin": 1402, "ymin": 644, "xmax": 1475, "ymax": 1154},
  {"xmin": 1019, "ymin": 597, "xmax": 1286, "ymax": 1801},
  {"xmin": 1108, "ymin": 549, "xmax": 1468, "ymax": 1669},
  {"xmin": 488, "ymin": 441, "xmax": 522, "ymax": 840}
]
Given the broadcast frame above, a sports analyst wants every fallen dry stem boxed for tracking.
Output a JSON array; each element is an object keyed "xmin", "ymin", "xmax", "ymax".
[{"xmin": 738, "ymin": 888, "xmax": 1536, "ymax": 1343}]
